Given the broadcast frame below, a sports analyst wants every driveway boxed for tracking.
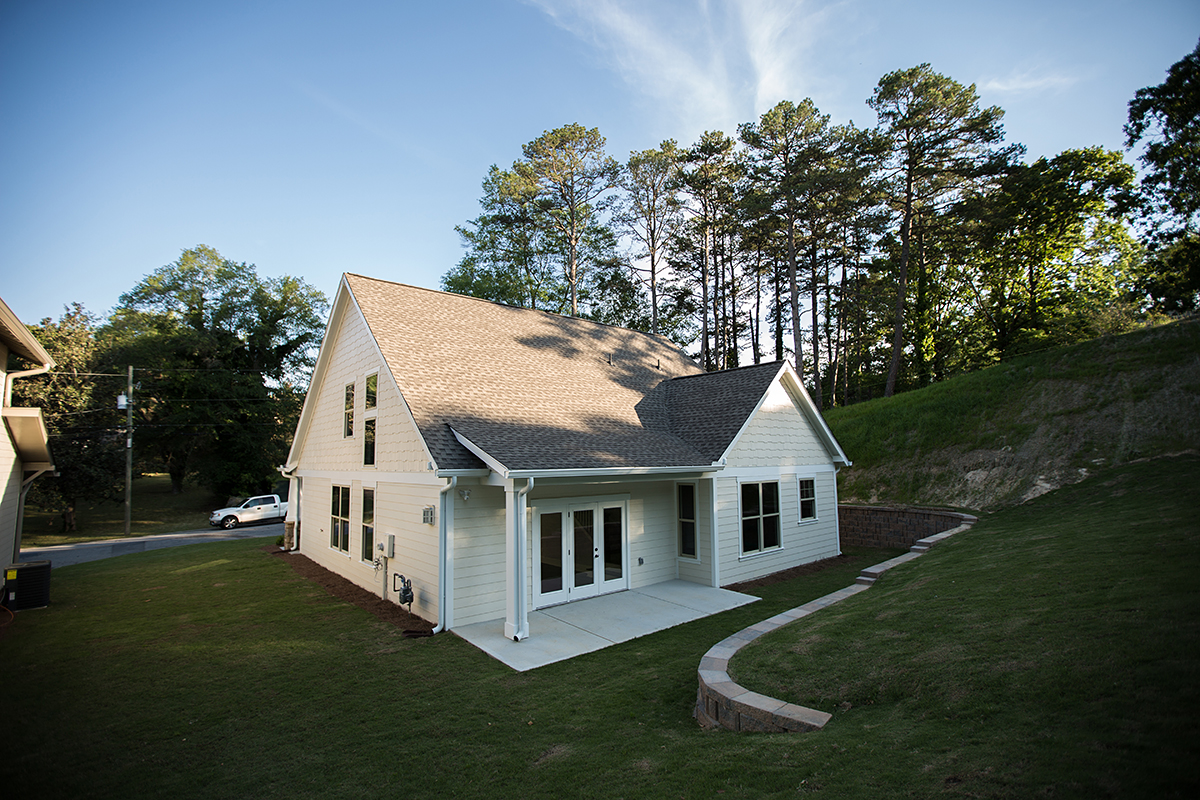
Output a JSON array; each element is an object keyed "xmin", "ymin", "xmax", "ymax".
[{"xmin": 18, "ymin": 522, "xmax": 284, "ymax": 568}]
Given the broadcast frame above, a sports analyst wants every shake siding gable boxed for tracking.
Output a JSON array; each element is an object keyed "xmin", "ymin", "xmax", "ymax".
[
  {"xmin": 294, "ymin": 297, "xmax": 428, "ymax": 473},
  {"xmin": 723, "ymin": 381, "xmax": 829, "ymax": 469}
]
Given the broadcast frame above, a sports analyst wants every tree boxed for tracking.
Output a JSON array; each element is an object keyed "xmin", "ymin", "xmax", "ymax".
[
  {"xmin": 102, "ymin": 246, "xmax": 328, "ymax": 496},
  {"xmin": 964, "ymin": 148, "xmax": 1137, "ymax": 356},
  {"xmin": 740, "ymin": 100, "xmax": 838, "ymax": 393},
  {"xmin": 1125, "ymin": 39, "xmax": 1200, "ymax": 310},
  {"xmin": 617, "ymin": 140, "xmax": 686, "ymax": 334},
  {"xmin": 444, "ymin": 165, "xmax": 565, "ymax": 310},
  {"xmin": 513, "ymin": 124, "xmax": 622, "ymax": 315},
  {"xmin": 869, "ymin": 64, "xmax": 1020, "ymax": 397},
  {"xmin": 11, "ymin": 304, "xmax": 126, "ymax": 518}
]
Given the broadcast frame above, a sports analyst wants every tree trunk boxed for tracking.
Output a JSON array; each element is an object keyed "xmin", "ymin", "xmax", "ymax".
[
  {"xmin": 809, "ymin": 244, "xmax": 823, "ymax": 409},
  {"xmin": 885, "ymin": 174, "xmax": 915, "ymax": 398}
]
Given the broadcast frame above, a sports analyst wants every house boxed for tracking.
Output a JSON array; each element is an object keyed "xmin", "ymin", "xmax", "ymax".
[
  {"xmin": 281, "ymin": 274, "xmax": 850, "ymax": 643},
  {"xmin": 1, "ymin": 296, "xmax": 56, "ymax": 567}
]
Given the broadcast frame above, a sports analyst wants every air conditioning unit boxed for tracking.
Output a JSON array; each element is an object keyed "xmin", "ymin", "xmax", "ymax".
[{"xmin": 3, "ymin": 560, "xmax": 52, "ymax": 610}]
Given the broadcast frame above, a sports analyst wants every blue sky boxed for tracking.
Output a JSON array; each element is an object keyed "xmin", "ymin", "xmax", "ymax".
[{"xmin": 2, "ymin": 0, "xmax": 1197, "ymax": 326}]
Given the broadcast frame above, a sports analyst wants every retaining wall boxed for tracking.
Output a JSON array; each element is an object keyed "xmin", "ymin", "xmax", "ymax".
[{"xmin": 839, "ymin": 504, "xmax": 974, "ymax": 550}]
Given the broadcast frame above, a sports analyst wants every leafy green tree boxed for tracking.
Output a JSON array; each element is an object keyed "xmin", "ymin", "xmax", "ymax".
[
  {"xmin": 1125, "ymin": 39, "xmax": 1200, "ymax": 311},
  {"xmin": 617, "ymin": 141, "xmax": 686, "ymax": 334},
  {"xmin": 869, "ymin": 64, "xmax": 1020, "ymax": 397},
  {"xmin": 11, "ymin": 304, "xmax": 126, "ymax": 519},
  {"xmin": 102, "ymin": 246, "xmax": 327, "ymax": 496},
  {"xmin": 513, "ymin": 124, "xmax": 622, "ymax": 315},
  {"xmin": 740, "ymin": 99, "xmax": 839, "ymax": 394},
  {"xmin": 965, "ymin": 148, "xmax": 1137, "ymax": 356},
  {"xmin": 444, "ymin": 165, "xmax": 566, "ymax": 310}
]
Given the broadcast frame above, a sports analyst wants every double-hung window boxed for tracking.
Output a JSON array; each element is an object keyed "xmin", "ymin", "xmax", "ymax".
[
  {"xmin": 331, "ymin": 485, "xmax": 350, "ymax": 552},
  {"xmin": 741, "ymin": 481, "xmax": 780, "ymax": 555},
  {"xmin": 678, "ymin": 483, "xmax": 697, "ymax": 559},
  {"xmin": 799, "ymin": 478, "xmax": 817, "ymax": 521},
  {"xmin": 360, "ymin": 488, "xmax": 375, "ymax": 562}
]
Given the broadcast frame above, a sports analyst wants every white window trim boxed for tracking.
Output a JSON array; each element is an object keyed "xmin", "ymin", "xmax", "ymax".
[
  {"xmin": 330, "ymin": 484, "xmax": 351, "ymax": 555},
  {"xmin": 676, "ymin": 482, "xmax": 700, "ymax": 563},
  {"xmin": 797, "ymin": 475, "xmax": 818, "ymax": 524},
  {"xmin": 738, "ymin": 478, "xmax": 783, "ymax": 557}
]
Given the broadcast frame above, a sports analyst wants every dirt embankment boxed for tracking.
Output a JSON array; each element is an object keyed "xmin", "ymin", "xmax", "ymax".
[{"xmin": 838, "ymin": 322, "xmax": 1200, "ymax": 511}]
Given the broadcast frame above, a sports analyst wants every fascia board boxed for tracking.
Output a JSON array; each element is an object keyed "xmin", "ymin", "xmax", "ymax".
[
  {"xmin": 778, "ymin": 365, "xmax": 852, "ymax": 467},
  {"xmin": 282, "ymin": 275, "xmax": 352, "ymax": 471},
  {"xmin": 503, "ymin": 464, "xmax": 724, "ymax": 479},
  {"xmin": 712, "ymin": 362, "xmax": 790, "ymax": 466},
  {"xmin": 449, "ymin": 427, "xmax": 511, "ymax": 478},
  {"xmin": 0, "ymin": 297, "xmax": 54, "ymax": 367},
  {"xmin": 353, "ymin": 289, "xmax": 438, "ymax": 471}
]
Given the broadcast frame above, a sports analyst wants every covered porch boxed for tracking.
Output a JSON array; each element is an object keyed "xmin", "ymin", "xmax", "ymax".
[{"xmin": 452, "ymin": 579, "xmax": 758, "ymax": 671}]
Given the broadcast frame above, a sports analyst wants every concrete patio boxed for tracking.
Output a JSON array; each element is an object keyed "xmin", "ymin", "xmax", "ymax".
[{"xmin": 453, "ymin": 580, "xmax": 759, "ymax": 671}]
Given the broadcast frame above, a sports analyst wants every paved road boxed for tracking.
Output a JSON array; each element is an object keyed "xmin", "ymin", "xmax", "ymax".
[{"xmin": 18, "ymin": 522, "xmax": 285, "ymax": 568}]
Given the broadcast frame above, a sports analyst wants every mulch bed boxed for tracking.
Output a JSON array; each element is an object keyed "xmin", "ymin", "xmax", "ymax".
[
  {"xmin": 723, "ymin": 553, "xmax": 857, "ymax": 593},
  {"xmin": 264, "ymin": 546, "xmax": 435, "ymax": 634}
]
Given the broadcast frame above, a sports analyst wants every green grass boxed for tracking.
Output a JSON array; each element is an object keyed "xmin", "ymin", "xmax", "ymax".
[
  {"xmin": 825, "ymin": 318, "xmax": 1200, "ymax": 508},
  {"xmin": 0, "ymin": 541, "xmax": 891, "ymax": 799},
  {"xmin": 3, "ymin": 457, "xmax": 1197, "ymax": 797},
  {"xmin": 730, "ymin": 453, "xmax": 1200, "ymax": 797},
  {"xmin": 22, "ymin": 474, "xmax": 224, "ymax": 546}
]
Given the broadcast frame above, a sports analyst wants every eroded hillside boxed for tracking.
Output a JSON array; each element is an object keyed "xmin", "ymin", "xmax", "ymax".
[{"xmin": 826, "ymin": 319, "xmax": 1200, "ymax": 510}]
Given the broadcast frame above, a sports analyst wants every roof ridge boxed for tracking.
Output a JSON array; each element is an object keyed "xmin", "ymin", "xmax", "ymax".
[
  {"xmin": 344, "ymin": 273, "xmax": 689, "ymax": 350},
  {"xmin": 668, "ymin": 360, "xmax": 786, "ymax": 382}
]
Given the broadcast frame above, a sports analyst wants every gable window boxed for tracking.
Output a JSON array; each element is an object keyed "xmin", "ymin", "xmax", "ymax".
[
  {"xmin": 741, "ymin": 481, "xmax": 780, "ymax": 555},
  {"xmin": 363, "ymin": 418, "xmax": 376, "ymax": 466},
  {"xmin": 331, "ymin": 485, "xmax": 350, "ymax": 553},
  {"xmin": 799, "ymin": 478, "xmax": 816, "ymax": 521},
  {"xmin": 365, "ymin": 373, "xmax": 377, "ymax": 410},
  {"xmin": 343, "ymin": 384, "xmax": 354, "ymax": 437},
  {"xmin": 678, "ymin": 483, "xmax": 697, "ymax": 559},
  {"xmin": 360, "ymin": 488, "xmax": 375, "ymax": 562}
]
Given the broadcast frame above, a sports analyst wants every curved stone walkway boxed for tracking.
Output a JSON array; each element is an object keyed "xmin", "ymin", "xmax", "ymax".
[{"xmin": 695, "ymin": 514, "xmax": 977, "ymax": 733}]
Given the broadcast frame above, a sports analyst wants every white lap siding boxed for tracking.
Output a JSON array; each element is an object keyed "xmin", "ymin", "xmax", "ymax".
[{"xmin": 716, "ymin": 380, "xmax": 841, "ymax": 586}]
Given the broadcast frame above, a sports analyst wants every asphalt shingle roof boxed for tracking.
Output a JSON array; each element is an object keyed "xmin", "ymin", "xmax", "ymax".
[{"xmin": 346, "ymin": 274, "xmax": 791, "ymax": 473}]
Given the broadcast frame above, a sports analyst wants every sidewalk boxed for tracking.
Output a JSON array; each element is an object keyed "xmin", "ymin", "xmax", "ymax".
[{"xmin": 17, "ymin": 522, "xmax": 284, "ymax": 568}]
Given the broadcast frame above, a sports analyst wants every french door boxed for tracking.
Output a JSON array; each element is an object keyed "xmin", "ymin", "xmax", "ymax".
[{"xmin": 534, "ymin": 499, "xmax": 627, "ymax": 608}]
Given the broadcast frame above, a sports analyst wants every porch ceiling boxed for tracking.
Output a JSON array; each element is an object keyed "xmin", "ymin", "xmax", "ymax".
[{"xmin": 452, "ymin": 580, "xmax": 758, "ymax": 672}]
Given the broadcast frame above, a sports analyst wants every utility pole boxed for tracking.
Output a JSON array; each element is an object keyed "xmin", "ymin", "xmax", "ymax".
[{"xmin": 124, "ymin": 366, "xmax": 132, "ymax": 536}]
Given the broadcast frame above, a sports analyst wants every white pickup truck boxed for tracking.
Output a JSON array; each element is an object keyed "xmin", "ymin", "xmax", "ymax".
[{"xmin": 209, "ymin": 494, "xmax": 288, "ymax": 529}]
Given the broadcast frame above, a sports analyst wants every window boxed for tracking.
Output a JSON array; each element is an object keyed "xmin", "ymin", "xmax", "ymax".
[
  {"xmin": 363, "ymin": 418, "xmax": 376, "ymax": 466},
  {"xmin": 360, "ymin": 488, "xmax": 375, "ymax": 562},
  {"xmin": 799, "ymin": 478, "xmax": 816, "ymax": 521},
  {"xmin": 331, "ymin": 485, "xmax": 350, "ymax": 552},
  {"xmin": 343, "ymin": 384, "xmax": 354, "ymax": 437},
  {"xmin": 741, "ymin": 481, "xmax": 780, "ymax": 555},
  {"xmin": 365, "ymin": 373, "xmax": 378, "ymax": 410},
  {"xmin": 678, "ymin": 483, "xmax": 697, "ymax": 558}
]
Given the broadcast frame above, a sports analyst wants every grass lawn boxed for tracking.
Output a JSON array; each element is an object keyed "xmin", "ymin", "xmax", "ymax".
[
  {"xmin": 21, "ymin": 474, "xmax": 225, "ymax": 546},
  {"xmin": 2, "ymin": 456, "xmax": 1197, "ymax": 798}
]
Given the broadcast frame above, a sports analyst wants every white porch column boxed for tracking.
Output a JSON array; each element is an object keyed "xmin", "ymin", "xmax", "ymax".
[
  {"xmin": 708, "ymin": 476, "xmax": 721, "ymax": 589},
  {"xmin": 503, "ymin": 479, "xmax": 531, "ymax": 640}
]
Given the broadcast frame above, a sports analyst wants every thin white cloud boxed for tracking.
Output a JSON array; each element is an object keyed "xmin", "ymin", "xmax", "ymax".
[
  {"xmin": 524, "ymin": 0, "xmax": 835, "ymax": 138},
  {"xmin": 980, "ymin": 67, "xmax": 1080, "ymax": 95}
]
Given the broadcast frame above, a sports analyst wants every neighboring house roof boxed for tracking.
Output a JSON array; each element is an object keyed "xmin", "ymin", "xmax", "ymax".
[
  {"xmin": 0, "ymin": 296, "xmax": 53, "ymax": 369},
  {"xmin": 290, "ymin": 274, "xmax": 849, "ymax": 476}
]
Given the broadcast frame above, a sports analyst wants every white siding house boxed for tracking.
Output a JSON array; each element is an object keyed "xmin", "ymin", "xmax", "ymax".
[
  {"xmin": 283, "ymin": 274, "xmax": 851, "ymax": 644},
  {"xmin": 0, "ymin": 296, "xmax": 55, "ymax": 570}
]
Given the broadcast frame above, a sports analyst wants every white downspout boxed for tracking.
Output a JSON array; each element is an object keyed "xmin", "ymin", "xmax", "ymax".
[
  {"xmin": 432, "ymin": 476, "xmax": 457, "ymax": 634},
  {"xmin": 4, "ymin": 363, "xmax": 51, "ymax": 408},
  {"xmin": 514, "ymin": 476, "xmax": 534, "ymax": 641}
]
